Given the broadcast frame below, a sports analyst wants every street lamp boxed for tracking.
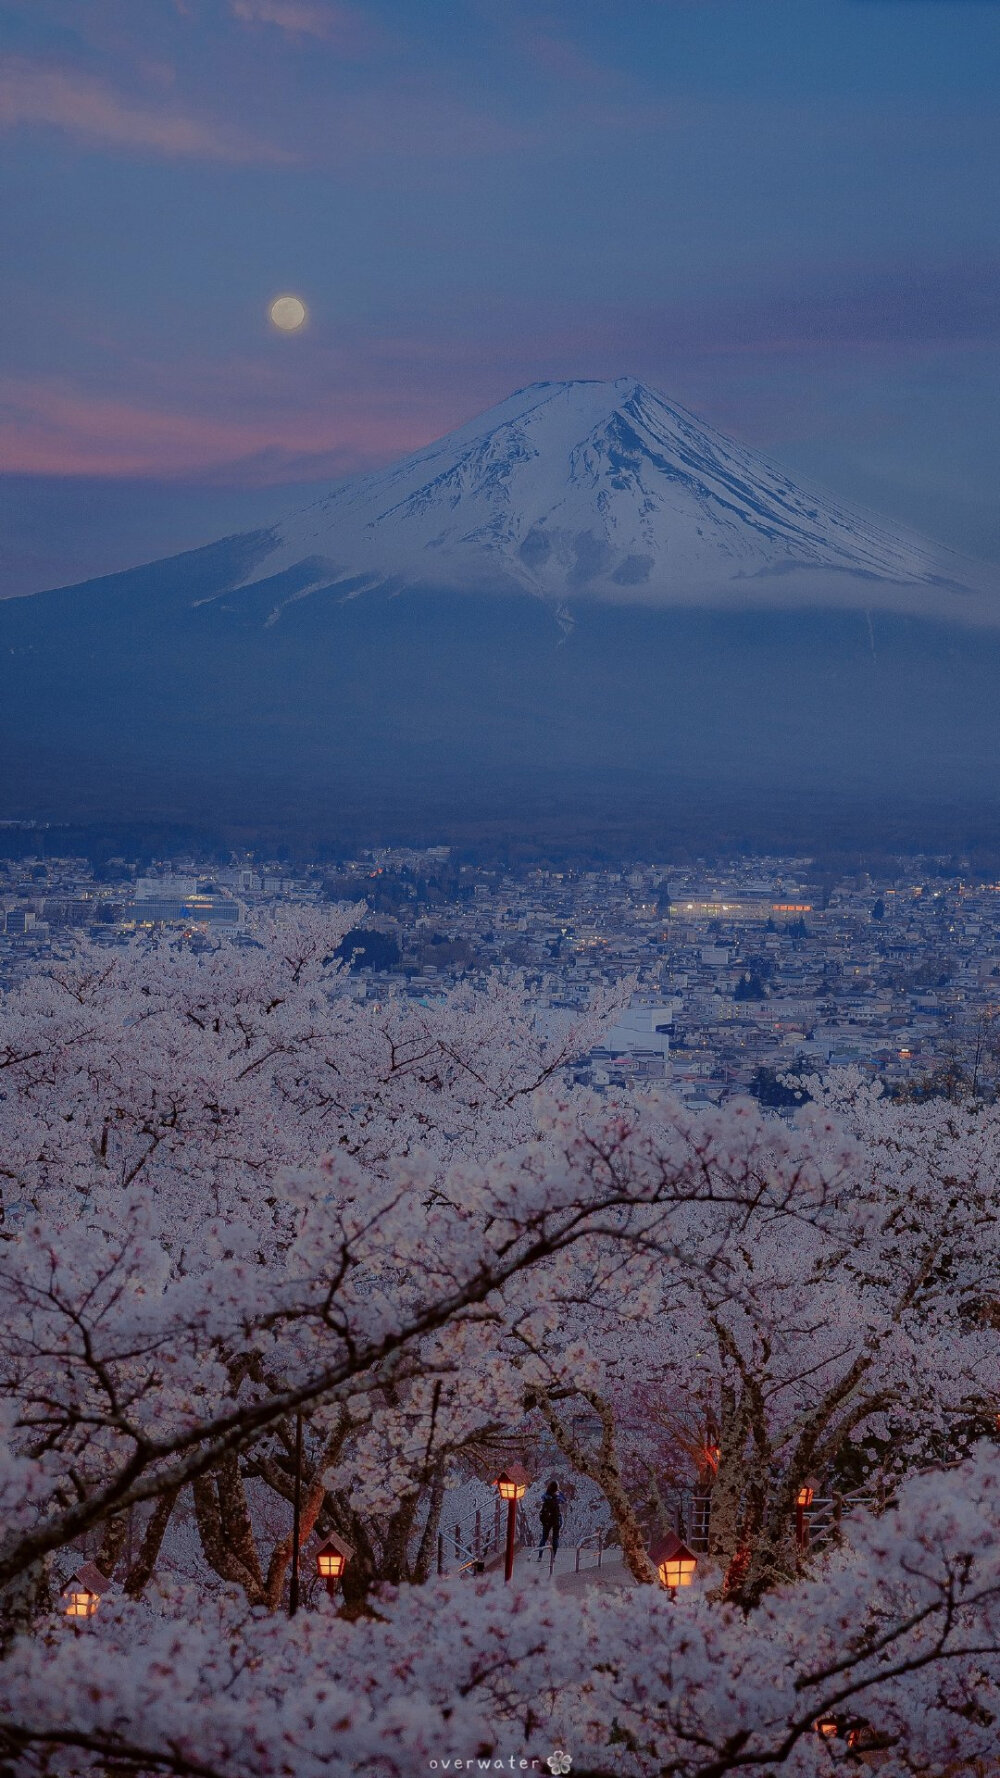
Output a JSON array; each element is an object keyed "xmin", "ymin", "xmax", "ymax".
[
  {"xmin": 315, "ymin": 1533, "xmax": 354, "ymax": 1599},
  {"xmin": 648, "ymin": 1531, "xmax": 697, "ymax": 1592},
  {"xmin": 795, "ymin": 1478, "xmax": 818, "ymax": 1551},
  {"xmin": 494, "ymin": 1462, "xmax": 531, "ymax": 1584}
]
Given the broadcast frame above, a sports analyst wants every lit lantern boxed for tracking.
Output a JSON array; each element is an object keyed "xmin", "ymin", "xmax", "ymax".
[
  {"xmin": 65, "ymin": 1587, "xmax": 100, "ymax": 1619},
  {"xmin": 314, "ymin": 1532, "xmax": 353, "ymax": 1595},
  {"xmin": 494, "ymin": 1462, "xmax": 532, "ymax": 1583},
  {"xmin": 648, "ymin": 1531, "xmax": 697, "ymax": 1591},
  {"xmin": 495, "ymin": 1462, "xmax": 531, "ymax": 1503},
  {"xmin": 814, "ymin": 1719, "xmax": 838, "ymax": 1739},
  {"xmin": 796, "ymin": 1484, "xmax": 815, "ymax": 1508},
  {"xmin": 61, "ymin": 1561, "xmax": 110, "ymax": 1621}
]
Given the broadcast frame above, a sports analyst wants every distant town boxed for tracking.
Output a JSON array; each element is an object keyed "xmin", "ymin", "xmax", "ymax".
[{"xmin": 4, "ymin": 840, "xmax": 998, "ymax": 1106}]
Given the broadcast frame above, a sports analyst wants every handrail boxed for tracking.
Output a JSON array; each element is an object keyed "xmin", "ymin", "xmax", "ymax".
[
  {"xmin": 439, "ymin": 1504, "xmax": 533, "ymax": 1577},
  {"xmin": 437, "ymin": 1516, "xmax": 613, "ymax": 1579},
  {"xmin": 574, "ymin": 1530, "xmax": 608, "ymax": 1573}
]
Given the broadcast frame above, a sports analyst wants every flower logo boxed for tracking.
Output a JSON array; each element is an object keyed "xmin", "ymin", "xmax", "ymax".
[{"xmin": 546, "ymin": 1754, "xmax": 572, "ymax": 1776}]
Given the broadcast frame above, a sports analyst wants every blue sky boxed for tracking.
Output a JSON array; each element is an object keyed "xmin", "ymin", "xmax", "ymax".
[{"xmin": 2, "ymin": 0, "xmax": 1000, "ymax": 591}]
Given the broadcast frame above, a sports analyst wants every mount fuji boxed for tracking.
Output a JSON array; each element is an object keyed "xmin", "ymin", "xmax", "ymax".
[
  {"xmin": 232, "ymin": 377, "xmax": 992, "ymax": 619},
  {"xmin": 2, "ymin": 377, "xmax": 1000, "ymax": 850}
]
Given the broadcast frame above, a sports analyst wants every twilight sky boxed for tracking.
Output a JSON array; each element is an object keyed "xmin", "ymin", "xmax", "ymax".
[{"xmin": 2, "ymin": 0, "xmax": 1000, "ymax": 594}]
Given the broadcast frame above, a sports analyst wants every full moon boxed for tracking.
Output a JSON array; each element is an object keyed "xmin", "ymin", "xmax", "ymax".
[{"xmin": 269, "ymin": 294, "xmax": 307, "ymax": 332}]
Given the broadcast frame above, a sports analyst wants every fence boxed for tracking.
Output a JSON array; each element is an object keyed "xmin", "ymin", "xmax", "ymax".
[
  {"xmin": 678, "ymin": 1486, "xmax": 883, "ymax": 1557},
  {"xmin": 435, "ymin": 1509, "xmax": 614, "ymax": 1578}
]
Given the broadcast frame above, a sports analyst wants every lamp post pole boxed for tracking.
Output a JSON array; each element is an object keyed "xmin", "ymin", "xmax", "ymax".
[
  {"xmin": 288, "ymin": 1408, "xmax": 303, "ymax": 1618},
  {"xmin": 495, "ymin": 1464, "xmax": 531, "ymax": 1585},
  {"xmin": 503, "ymin": 1495, "xmax": 517, "ymax": 1584}
]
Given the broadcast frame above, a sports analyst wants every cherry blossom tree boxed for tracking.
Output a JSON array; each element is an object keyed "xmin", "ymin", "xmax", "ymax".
[
  {"xmin": 3, "ymin": 1451, "xmax": 1000, "ymax": 1776},
  {"xmin": 0, "ymin": 919, "xmax": 627, "ymax": 1605},
  {"xmin": 2, "ymin": 931, "xmax": 1000, "ymax": 1773},
  {"xmin": 520, "ymin": 1086, "xmax": 1000, "ymax": 1601}
]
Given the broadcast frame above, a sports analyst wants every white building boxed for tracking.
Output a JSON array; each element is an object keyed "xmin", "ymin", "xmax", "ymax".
[
  {"xmin": 134, "ymin": 876, "xmax": 198, "ymax": 900},
  {"xmin": 602, "ymin": 1001, "xmax": 678, "ymax": 1058}
]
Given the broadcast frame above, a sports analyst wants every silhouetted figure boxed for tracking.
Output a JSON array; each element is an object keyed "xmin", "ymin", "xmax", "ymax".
[{"xmin": 538, "ymin": 1481, "xmax": 565, "ymax": 1562}]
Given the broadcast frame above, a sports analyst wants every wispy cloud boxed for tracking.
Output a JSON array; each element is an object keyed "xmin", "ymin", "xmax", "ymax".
[
  {"xmin": 0, "ymin": 56, "xmax": 293, "ymax": 161},
  {"xmin": 228, "ymin": 0, "xmax": 370, "ymax": 46},
  {"xmin": 3, "ymin": 250, "xmax": 997, "ymax": 483},
  {"xmin": 0, "ymin": 374, "xmax": 432, "ymax": 479}
]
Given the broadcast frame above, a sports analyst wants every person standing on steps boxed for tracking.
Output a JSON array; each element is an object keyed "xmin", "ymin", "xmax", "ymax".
[{"xmin": 538, "ymin": 1480, "xmax": 565, "ymax": 1563}]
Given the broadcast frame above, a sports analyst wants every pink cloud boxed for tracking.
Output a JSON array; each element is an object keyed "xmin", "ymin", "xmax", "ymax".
[
  {"xmin": 0, "ymin": 57, "xmax": 293, "ymax": 162},
  {"xmin": 0, "ymin": 376, "xmax": 435, "ymax": 480},
  {"xmin": 6, "ymin": 249, "xmax": 991, "ymax": 484}
]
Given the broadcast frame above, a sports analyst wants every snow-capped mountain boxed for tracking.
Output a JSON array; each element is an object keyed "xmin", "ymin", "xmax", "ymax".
[
  {"xmin": 245, "ymin": 378, "xmax": 991, "ymax": 618},
  {"xmin": 3, "ymin": 376, "xmax": 1000, "ymax": 847}
]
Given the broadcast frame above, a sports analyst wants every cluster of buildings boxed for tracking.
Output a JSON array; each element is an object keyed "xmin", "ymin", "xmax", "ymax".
[
  {"xmin": 3, "ymin": 843, "xmax": 1000, "ymax": 1103},
  {"xmin": 0, "ymin": 863, "xmax": 305, "ymax": 963}
]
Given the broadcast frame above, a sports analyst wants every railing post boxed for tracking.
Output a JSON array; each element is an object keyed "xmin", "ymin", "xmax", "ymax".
[{"xmin": 474, "ymin": 1510, "xmax": 481, "ymax": 1559}]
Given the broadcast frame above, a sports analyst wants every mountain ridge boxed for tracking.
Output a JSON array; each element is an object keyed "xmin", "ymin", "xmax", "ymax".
[{"xmin": 227, "ymin": 376, "xmax": 997, "ymax": 625}]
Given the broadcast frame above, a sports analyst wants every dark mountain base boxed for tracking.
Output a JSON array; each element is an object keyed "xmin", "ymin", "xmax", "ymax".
[{"xmin": 3, "ymin": 542, "xmax": 1000, "ymax": 857}]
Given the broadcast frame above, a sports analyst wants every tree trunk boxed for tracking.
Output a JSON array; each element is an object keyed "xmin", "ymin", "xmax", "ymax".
[
  {"xmin": 193, "ymin": 1462, "xmax": 265, "ymax": 1604},
  {"xmin": 736, "ymin": 1484, "xmax": 799, "ymax": 1607},
  {"xmin": 125, "ymin": 1488, "xmax": 179, "ymax": 1599},
  {"xmin": 264, "ymin": 1473, "xmax": 326, "ymax": 1611},
  {"xmin": 535, "ymin": 1390, "xmax": 657, "ymax": 1585},
  {"xmin": 382, "ymin": 1494, "xmax": 420, "ymax": 1585},
  {"xmin": 96, "ymin": 1511, "xmax": 130, "ymax": 1580},
  {"xmin": 412, "ymin": 1463, "xmax": 447, "ymax": 1583},
  {"xmin": 0, "ymin": 1560, "xmax": 51, "ymax": 1653},
  {"xmin": 217, "ymin": 1450, "xmax": 264, "ymax": 1593},
  {"xmin": 335, "ymin": 1511, "xmax": 379, "ymax": 1616},
  {"xmin": 260, "ymin": 1413, "xmax": 354, "ymax": 1610}
]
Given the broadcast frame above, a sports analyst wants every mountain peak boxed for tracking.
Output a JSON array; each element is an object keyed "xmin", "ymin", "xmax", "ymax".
[
  {"xmin": 6, "ymin": 386, "xmax": 1000, "ymax": 841},
  {"xmin": 249, "ymin": 378, "xmax": 994, "ymax": 620}
]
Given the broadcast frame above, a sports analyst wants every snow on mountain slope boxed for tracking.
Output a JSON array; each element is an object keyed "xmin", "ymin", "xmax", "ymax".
[{"xmin": 243, "ymin": 378, "xmax": 996, "ymax": 620}]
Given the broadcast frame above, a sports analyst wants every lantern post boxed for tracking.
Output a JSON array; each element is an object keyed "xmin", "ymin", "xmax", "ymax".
[
  {"xmin": 494, "ymin": 1463, "xmax": 531, "ymax": 1584},
  {"xmin": 61, "ymin": 1562, "xmax": 110, "ymax": 1621},
  {"xmin": 795, "ymin": 1479, "xmax": 817, "ymax": 1551},
  {"xmin": 648, "ymin": 1531, "xmax": 697, "ymax": 1593},
  {"xmin": 315, "ymin": 1533, "xmax": 354, "ymax": 1600}
]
